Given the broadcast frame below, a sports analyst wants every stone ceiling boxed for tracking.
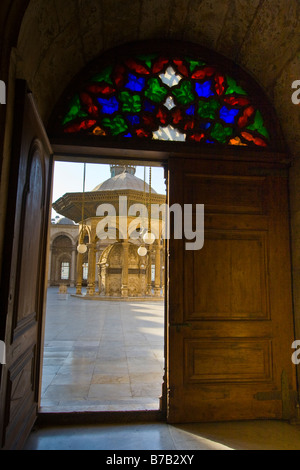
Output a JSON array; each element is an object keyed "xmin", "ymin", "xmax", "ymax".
[{"xmin": 16, "ymin": 0, "xmax": 300, "ymax": 154}]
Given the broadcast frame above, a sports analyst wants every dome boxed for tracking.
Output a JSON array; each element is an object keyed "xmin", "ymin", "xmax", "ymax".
[
  {"xmin": 57, "ymin": 217, "xmax": 75, "ymax": 225},
  {"xmin": 93, "ymin": 171, "xmax": 157, "ymax": 194}
]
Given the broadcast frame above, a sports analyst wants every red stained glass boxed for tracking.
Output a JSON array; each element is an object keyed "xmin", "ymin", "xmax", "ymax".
[
  {"xmin": 172, "ymin": 108, "xmax": 183, "ymax": 125},
  {"xmin": 157, "ymin": 108, "xmax": 167, "ymax": 124},
  {"xmin": 136, "ymin": 128, "xmax": 150, "ymax": 138},
  {"xmin": 87, "ymin": 84, "xmax": 115, "ymax": 95},
  {"xmin": 190, "ymin": 133, "xmax": 205, "ymax": 142},
  {"xmin": 80, "ymin": 92, "xmax": 98, "ymax": 116},
  {"xmin": 173, "ymin": 60, "xmax": 189, "ymax": 77},
  {"xmin": 125, "ymin": 59, "xmax": 149, "ymax": 75},
  {"xmin": 184, "ymin": 121, "xmax": 195, "ymax": 131},
  {"xmin": 238, "ymin": 106, "xmax": 255, "ymax": 128},
  {"xmin": 114, "ymin": 65, "xmax": 126, "ymax": 88},
  {"xmin": 142, "ymin": 115, "xmax": 156, "ymax": 129},
  {"xmin": 223, "ymin": 96, "xmax": 250, "ymax": 107},
  {"xmin": 215, "ymin": 73, "xmax": 225, "ymax": 96},
  {"xmin": 152, "ymin": 57, "xmax": 169, "ymax": 74},
  {"xmin": 191, "ymin": 66, "xmax": 216, "ymax": 80},
  {"xmin": 58, "ymin": 51, "xmax": 271, "ymax": 148},
  {"xmin": 241, "ymin": 131, "xmax": 267, "ymax": 147},
  {"xmin": 64, "ymin": 120, "xmax": 96, "ymax": 133},
  {"xmin": 254, "ymin": 137, "xmax": 267, "ymax": 147}
]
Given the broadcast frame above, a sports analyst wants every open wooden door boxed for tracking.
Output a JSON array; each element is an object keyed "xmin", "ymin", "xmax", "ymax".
[
  {"xmin": 167, "ymin": 156, "xmax": 297, "ymax": 423},
  {"xmin": 0, "ymin": 81, "xmax": 53, "ymax": 449}
]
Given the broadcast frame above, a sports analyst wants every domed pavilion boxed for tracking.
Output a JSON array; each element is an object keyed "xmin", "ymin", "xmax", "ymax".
[{"xmin": 51, "ymin": 165, "xmax": 166, "ymax": 299}]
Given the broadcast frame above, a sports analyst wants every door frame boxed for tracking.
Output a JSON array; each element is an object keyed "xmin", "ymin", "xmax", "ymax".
[
  {"xmin": 37, "ymin": 152, "xmax": 170, "ymax": 426},
  {"xmin": 37, "ymin": 139, "xmax": 295, "ymax": 425}
]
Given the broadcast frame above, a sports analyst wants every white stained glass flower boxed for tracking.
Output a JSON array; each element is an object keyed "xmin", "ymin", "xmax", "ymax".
[
  {"xmin": 159, "ymin": 66, "xmax": 182, "ymax": 88},
  {"xmin": 163, "ymin": 96, "xmax": 176, "ymax": 110},
  {"xmin": 153, "ymin": 125, "xmax": 186, "ymax": 142}
]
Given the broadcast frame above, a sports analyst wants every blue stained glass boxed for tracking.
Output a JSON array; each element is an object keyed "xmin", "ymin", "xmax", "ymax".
[
  {"xmin": 97, "ymin": 96, "xmax": 119, "ymax": 114},
  {"xmin": 200, "ymin": 122, "xmax": 211, "ymax": 130},
  {"xmin": 127, "ymin": 115, "xmax": 140, "ymax": 125},
  {"xmin": 219, "ymin": 106, "xmax": 239, "ymax": 124},
  {"xmin": 195, "ymin": 81, "xmax": 214, "ymax": 98},
  {"xmin": 124, "ymin": 133, "xmax": 133, "ymax": 137},
  {"xmin": 186, "ymin": 104, "xmax": 195, "ymax": 116},
  {"xmin": 125, "ymin": 74, "xmax": 146, "ymax": 92},
  {"xmin": 144, "ymin": 100, "xmax": 155, "ymax": 113}
]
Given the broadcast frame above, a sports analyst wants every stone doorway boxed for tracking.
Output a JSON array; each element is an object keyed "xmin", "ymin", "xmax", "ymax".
[{"xmin": 40, "ymin": 160, "xmax": 167, "ymax": 413}]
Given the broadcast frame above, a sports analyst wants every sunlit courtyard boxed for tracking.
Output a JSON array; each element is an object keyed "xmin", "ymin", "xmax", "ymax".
[{"xmin": 41, "ymin": 288, "xmax": 165, "ymax": 413}]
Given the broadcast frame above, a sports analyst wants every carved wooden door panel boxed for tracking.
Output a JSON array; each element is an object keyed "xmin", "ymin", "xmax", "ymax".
[
  {"xmin": 0, "ymin": 81, "xmax": 53, "ymax": 449},
  {"xmin": 167, "ymin": 157, "xmax": 297, "ymax": 423}
]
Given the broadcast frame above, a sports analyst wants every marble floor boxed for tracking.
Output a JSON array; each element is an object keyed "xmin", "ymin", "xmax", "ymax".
[
  {"xmin": 40, "ymin": 288, "xmax": 165, "ymax": 412},
  {"xmin": 24, "ymin": 420, "xmax": 300, "ymax": 450},
  {"xmin": 32, "ymin": 289, "xmax": 300, "ymax": 450}
]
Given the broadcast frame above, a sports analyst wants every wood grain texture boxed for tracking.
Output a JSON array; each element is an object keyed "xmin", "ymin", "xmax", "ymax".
[{"xmin": 168, "ymin": 157, "xmax": 297, "ymax": 423}]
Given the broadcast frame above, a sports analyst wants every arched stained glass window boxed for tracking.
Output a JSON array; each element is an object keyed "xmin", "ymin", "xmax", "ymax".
[{"xmin": 51, "ymin": 47, "xmax": 274, "ymax": 149}]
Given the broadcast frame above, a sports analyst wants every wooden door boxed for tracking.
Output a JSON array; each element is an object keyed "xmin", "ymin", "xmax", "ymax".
[
  {"xmin": 167, "ymin": 157, "xmax": 297, "ymax": 423},
  {"xmin": 0, "ymin": 81, "xmax": 53, "ymax": 449}
]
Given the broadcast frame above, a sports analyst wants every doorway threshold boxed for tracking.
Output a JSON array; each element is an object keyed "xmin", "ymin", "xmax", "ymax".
[{"xmin": 37, "ymin": 410, "xmax": 166, "ymax": 427}]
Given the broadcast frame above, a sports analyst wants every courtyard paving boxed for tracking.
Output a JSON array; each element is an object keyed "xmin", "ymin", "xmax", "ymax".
[{"xmin": 40, "ymin": 288, "xmax": 165, "ymax": 412}]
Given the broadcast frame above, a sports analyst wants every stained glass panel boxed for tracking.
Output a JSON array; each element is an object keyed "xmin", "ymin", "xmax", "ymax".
[{"xmin": 58, "ymin": 51, "xmax": 271, "ymax": 148}]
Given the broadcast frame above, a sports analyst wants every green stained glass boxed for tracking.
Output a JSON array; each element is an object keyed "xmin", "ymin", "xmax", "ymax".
[
  {"xmin": 185, "ymin": 57, "xmax": 206, "ymax": 72},
  {"xmin": 56, "ymin": 50, "xmax": 271, "ymax": 149},
  {"xmin": 172, "ymin": 80, "xmax": 195, "ymax": 105},
  {"xmin": 198, "ymin": 99, "xmax": 219, "ymax": 120},
  {"xmin": 210, "ymin": 123, "xmax": 233, "ymax": 143},
  {"xmin": 62, "ymin": 94, "xmax": 88, "ymax": 125},
  {"xmin": 145, "ymin": 78, "xmax": 168, "ymax": 103},
  {"xmin": 119, "ymin": 92, "xmax": 142, "ymax": 113},
  {"xmin": 136, "ymin": 54, "xmax": 158, "ymax": 69},
  {"xmin": 225, "ymin": 76, "xmax": 248, "ymax": 96},
  {"xmin": 247, "ymin": 110, "xmax": 270, "ymax": 139},
  {"xmin": 102, "ymin": 115, "xmax": 128, "ymax": 136},
  {"xmin": 92, "ymin": 66, "xmax": 113, "ymax": 85}
]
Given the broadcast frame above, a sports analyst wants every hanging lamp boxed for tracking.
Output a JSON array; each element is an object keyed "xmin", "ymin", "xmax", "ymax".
[
  {"xmin": 138, "ymin": 166, "xmax": 155, "ymax": 257},
  {"xmin": 77, "ymin": 163, "xmax": 88, "ymax": 254},
  {"xmin": 143, "ymin": 166, "xmax": 155, "ymax": 246}
]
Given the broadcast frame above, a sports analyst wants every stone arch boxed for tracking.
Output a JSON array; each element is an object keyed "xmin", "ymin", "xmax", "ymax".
[
  {"xmin": 50, "ymin": 234, "xmax": 75, "ymax": 286},
  {"xmin": 51, "ymin": 231, "xmax": 76, "ymax": 246},
  {"xmin": 98, "ymin": 241, "xmax": 150, "ymax": 298},
  {"xmin": 12, "ymin": 1, "xmax": 299, "ymax": 160},
  {"xmin": 78, "ymin": 225, "xmax": 91, "ymax": 244}
]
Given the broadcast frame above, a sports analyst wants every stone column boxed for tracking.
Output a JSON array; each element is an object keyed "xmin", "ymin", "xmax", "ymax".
[
  {"xmin": 76, "ymin": 251, "xmax": 83, "ymax": 295},
  {"xmin": 121, "ymin": 240, "xmax": 129, "ymax": 297},
  {"xmin": 70, "ymin": 247, "xmax": 76, "ymax": 288},
  {"xmin": 96, "ymin": 261, "xmax": 101, "ymax": 295},
  {"xmin": 154, "ymin": 242, "xmax": 161, "ymax": 297},
  {"xmin": 147, "ymin": 247, "xmax": 152, "ymax": 296},
  {"xmin": 47, "ymin": 244, "xmax": 52, "ymax": 287},
  {"xmin": 87, "ymin": 243, "xmax": 96, "ymax": 296}
]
